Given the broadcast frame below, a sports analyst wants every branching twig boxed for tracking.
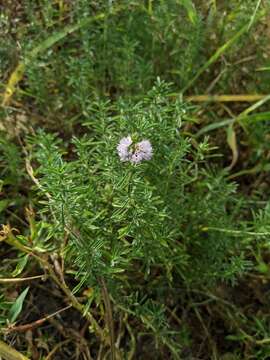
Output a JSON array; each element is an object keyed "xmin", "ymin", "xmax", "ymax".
[
  {"xmin": 4, "ymin": 305, "xmax": 72, "ymax": 334},
  {"xmin": 0, "ymin": 275, "xmax": 44, "ymax": 284},
  {"xmin": 44, "ymin": 340, "xmax": 71, "ymax": 360},
  {"xmin": 0, "ymin": 225, "xmax": 108, "ymax": 345}
]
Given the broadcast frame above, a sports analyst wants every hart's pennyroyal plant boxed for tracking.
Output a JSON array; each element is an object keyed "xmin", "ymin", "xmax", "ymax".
[
  {"xmin": 31, "ymin": 82, "xmax": 255, "ymax": 359},
  {"xmin": 117, "ymin": 135, "xmax": 153, "ymax": 164}
]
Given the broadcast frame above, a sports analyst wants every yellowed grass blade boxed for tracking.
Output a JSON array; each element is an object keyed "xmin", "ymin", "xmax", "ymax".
[
  {"xmin": 1, "ymin": 11, "xmax": 109, "ymax": 107},
  {"xmin": 1, "ymin": 63, "xmax": 25, "ymax": 106},
  {"xmin": 186, "ymin": 94, "xmax": 267, "ymax": 102},
  {"xmin": 0, "ymin": 340, "xmax": 29, "ymax": 360}
]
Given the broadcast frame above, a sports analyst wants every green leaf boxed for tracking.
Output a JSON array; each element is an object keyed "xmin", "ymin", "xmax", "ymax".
[
  {"xmin": 8, "ymin": 287, "xmax": 30, "ymax": 324},
  {"xmin": 0, "ymin": 199, "xmax": 9, "ymax": 213},
  {"xmin": 256, "ymin": 262, "xmax": 268, "ymax": 274},
  {"xmin": 12, "ymin": 255, "xmax": 29, "ymax": 277},
  {"xmin": 226, "ymin": 124, "xmax": 238, "ymax": 170},
  {"xmin": 226, "ymin": 334, "xmax": 248, "ymax": 341}
]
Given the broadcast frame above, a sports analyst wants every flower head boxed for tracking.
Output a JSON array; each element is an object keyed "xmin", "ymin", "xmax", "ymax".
[
  {"xmin": 131, "ymin": 140, "xmax": 153, "ymax": 163},
  {"xmin": 117, "ymin": 136, "xmax": 133, "ymax": 162},
  {"xmin": 117, "ymin": 136, "xmax": 153, "ymax": 164}
]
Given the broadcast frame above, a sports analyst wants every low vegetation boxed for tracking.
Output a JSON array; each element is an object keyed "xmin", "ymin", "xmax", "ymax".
[{"xmin": 1, "ymin": 1, "xmax": 270, "ymax": 359}]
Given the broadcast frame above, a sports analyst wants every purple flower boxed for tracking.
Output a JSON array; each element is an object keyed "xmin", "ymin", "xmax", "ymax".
[
  {"xmin": 117, "ymin": 136, "xmax": 133, "ymax": 162},
  {"xmin": 131, "ymin": 140, "xmax": 153, "ymax": 163},
  {"xmin": 117, "ymin": 136, "xmax": 153, "ymax": 164}
]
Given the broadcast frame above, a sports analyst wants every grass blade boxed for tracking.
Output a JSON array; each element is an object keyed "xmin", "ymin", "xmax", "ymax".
[
  {"xmin": 182, "ymin": 23, "xmax": 250, "ymax": 93},
  {"xmin": 248, "ymin": 0, "xmax": 262, "ymax": 30},
  {"xmin": 186, "ymin": 94, "xmax": 267, "ymax": 102},
  {"xmin": 226, "ymin": 124, "xmax": 238, "ymax": 170},
  {"xmin": 178, "ymin": 0, "xmax": 198, "ymax": 25},
  {"xmin": 196, "ymin": 111, "xmax": 270, "ymax": 138},
  {"xmin": 1, "ymin": 10, "xmax": 118, "ymax": 106},
  {"xmin": 0, "ymin": 340, "xmax": 29, "ymax": 360}
]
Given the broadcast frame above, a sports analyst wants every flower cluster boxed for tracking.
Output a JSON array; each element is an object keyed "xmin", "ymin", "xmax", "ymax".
[{"xmin": 117, "ymin": 135, "xmax": 153, "ymax": 164}]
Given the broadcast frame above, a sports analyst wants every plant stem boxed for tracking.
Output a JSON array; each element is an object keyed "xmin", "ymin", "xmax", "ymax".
[{"xmin": 1, "ymin": 226, "xmax": 108, "ymax": 346}]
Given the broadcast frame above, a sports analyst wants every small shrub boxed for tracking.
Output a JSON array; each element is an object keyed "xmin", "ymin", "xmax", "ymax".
[{"xmin": 29, "ymin": 81, "xmax": 253, "ymax": 355}]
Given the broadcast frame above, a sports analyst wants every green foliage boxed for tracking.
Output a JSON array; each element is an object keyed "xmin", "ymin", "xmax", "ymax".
[
  {"xmin": 21, "ymin": 0, "xmax": 205, "ymax": 115},
  {"xmin": 0, "ymin": 134, "xmax": 25, "ymax": 224},
  {"xmin": 1, "ymin": 0, "xmax": 270, "ymax": 358},
  {"xmin": 27, "ymin": 81, "xmax": 259, "ymax": 356},
  {"xmin": 0, "ymin": 296, "xmax": 12, "ymax": 328},
  {"xmin": 32, "ymin": 82, "xmax": 249, "ymax": 285},
  {"xmin": 0, "ymin": 135, "xmax": 22, "ymax": 187},
  {"xmin": 8, "ymin": 287, "xmax": 29, "ymax": 324}
]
